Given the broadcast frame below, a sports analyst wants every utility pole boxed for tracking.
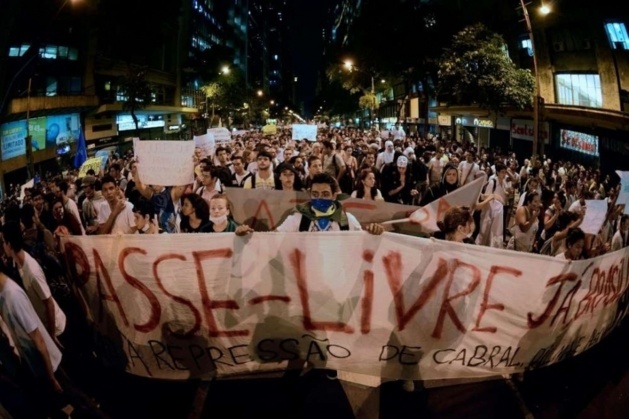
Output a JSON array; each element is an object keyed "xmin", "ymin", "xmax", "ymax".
[{"xmin": 25, "ymin": 77, "xmax": 35, "ymax": 179}]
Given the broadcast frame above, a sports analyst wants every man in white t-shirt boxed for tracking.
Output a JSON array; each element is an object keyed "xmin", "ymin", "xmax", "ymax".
[
  {"xmin": 458, "ymin": 151, "xmax": 482, "ymax": 186},
  {"xmin": 0, "ymin": 267, "xmax": 63, "ymax": 386},
  {"xmin": 97, "ymin": 174, "xmax": 136, "ymax": 235},
  {"xmin": 1, "ymin": 221, "xmax": 66, "ymax": 342}
]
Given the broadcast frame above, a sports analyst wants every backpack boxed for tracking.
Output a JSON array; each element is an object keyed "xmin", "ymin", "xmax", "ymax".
[
  {"xmin": 482, "ymin": 178, "xmax": 497, "ymax": 195},
  {"xmin": 298, "ymin": 214, "xmax": 349, "ymax": 232}
]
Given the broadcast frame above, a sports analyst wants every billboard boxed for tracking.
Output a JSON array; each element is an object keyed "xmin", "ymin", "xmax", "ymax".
[
  {"xmin": 0, "ymin": 113, "xmax": 80, "ymax": 161},
  {"xmin": 45, "ymin": 114, "xmax": 80, "ymax": 147},
  {"xmin": 560, "ymin": 129, "xmax": 599, "ymax": 157},
  {"xmin": 1, "ymin": 120, "xmax": 27, "ymax": 160}
]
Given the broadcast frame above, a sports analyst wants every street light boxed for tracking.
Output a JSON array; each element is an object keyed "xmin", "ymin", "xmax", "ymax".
[
  {"xmin": 343, "ymin": 59, "xmax": 375, "ymax": 94},
  {"xmin": 520, "ymin": 0, "xmax": 550, "ymax": 163},
  {"xmin": 343, "ymin": 59, "xmax": 377, "ymax": 128},
  {"xmin": 220, "ymin": 65, "xmax": 230, "ymax": 75},
  {"xmin": 256, "ymin": 90, "xmax": 263, "ymax": 97}
]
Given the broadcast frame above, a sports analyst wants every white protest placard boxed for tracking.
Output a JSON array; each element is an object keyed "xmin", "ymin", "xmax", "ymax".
[
  {"xmin": 581, "ymin": 199, "xmax": 608, "ymax": 235},
  {"xmin": 292, "ymin": 124, "xmax": 317, "ymax": 141},
  {"xmin": 19, "ymin": 179, "xmax": 34, "ymax": 202},
  {"xmin": 61, "ymin": 233, "xmax": 629, "ymax": 382},
  {"xmin": 194, "ymin": 133, "xmax": 215, "ymax": 158},
  {"xmin": 207, "ymin": 128, "xmax": 231, "ymax": 145},
  {"xmin": 133, "ymin": 139, "xmax": 195, "ymax": 186}
]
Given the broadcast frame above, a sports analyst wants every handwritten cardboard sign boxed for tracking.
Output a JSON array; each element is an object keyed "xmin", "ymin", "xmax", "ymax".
[
  {"xmin": 61, "ymin": 233, "xmax": 629, "ymax": 381},
  {"xmin": 133, "ymin": 139, "xmax": 195, "ymax": 186}
]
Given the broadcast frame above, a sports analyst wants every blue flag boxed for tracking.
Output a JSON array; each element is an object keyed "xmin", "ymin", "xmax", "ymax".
[{"xmin": 73, "ymin": 128, "xmax": 88, "ymax": 168}]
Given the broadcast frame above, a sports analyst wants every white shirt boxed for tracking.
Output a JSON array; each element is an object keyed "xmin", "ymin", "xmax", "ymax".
[
  {"xmin": 64, "ymin": 197, "xmax": 86, "ymax": 234},
  {"xmin": 97, "ymin": 200, "xmax": 136, "ymax": 234},
  {"xmin": 458, "ymin": 160, "xmax": 481, "ymax": 185},
  {"xmin": 0, "ymin": 277, "xmax": 62, "ymax": 376},
  {"xmin": 611, "ymin": 230, "xmax": 629, "ymax": 252},
  {"xmin": 20, "ymin": 252, "xmax": 66, "ymax": 336}
]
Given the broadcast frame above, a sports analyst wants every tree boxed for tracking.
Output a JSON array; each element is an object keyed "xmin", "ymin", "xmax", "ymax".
[
  {"xmin": 118, "ymin": 65, "xmax": 155, "ymax": 135},
  {"xmin": 200, "ymin": 69, "xmax": 247, "ymax": 128},
  {"xmin": 436, "ymin": 23, "xmax": 535, "ymax": 113}
]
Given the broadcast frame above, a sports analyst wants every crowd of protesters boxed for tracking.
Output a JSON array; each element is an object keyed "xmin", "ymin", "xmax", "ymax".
[{"xmin": 0, "ymin": 123, "xmax": 627, "ymax": 416}]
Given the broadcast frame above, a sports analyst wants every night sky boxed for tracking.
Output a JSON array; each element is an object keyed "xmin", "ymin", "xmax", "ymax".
[{"xmin": 288, "ymin": 0, "xmax": 330, "ymax": 118}]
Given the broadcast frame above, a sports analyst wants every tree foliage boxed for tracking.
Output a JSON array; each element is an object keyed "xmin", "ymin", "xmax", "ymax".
[
  {"xmin": 118, "ymin": 65, "xmax": 155, "ymax": 133},
  {"xmin": 200, "ymin": 70, "xmax": 247, "ymax": 127},
  {"xmin": 436, "ymin": 23, "xmax": 535, "ymax": 112}
]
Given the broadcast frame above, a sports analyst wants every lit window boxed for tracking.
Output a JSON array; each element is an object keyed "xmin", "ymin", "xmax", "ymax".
[
  {"xmin": 42, "ymin": 45, "xmax": 57, "ymax": 59},
  {"xmin": 68, "ymin": 48, "xmax": 78, "ymax": 60},
  {"xmin": 9, "ymin": 47, "xmax": 19, "ymax": 57},
  {"xmin": 555, "ymin": 73, "xmax": 603, "ymax": 108},
  {"xmin": 605, "ymin": 21, "xmax": 629, "ymax": 50},
  {"xmin": 520, "ymin": 38, "xmax": 533, "ymax": 57},
  {"xmin": 46, "ymin": 77, "xmax": 57, "ymax": 96},
  {"xmin": 274, "ymin": 54, "xmax": 278, "ymax": 60},
  {"xmin": 104, "ymin": 81, "xmax": 111, "ymax": 91},
  {"xmin": 20, "ymin": 44, "xmax": 31, "ymax": 55},
  {"xmin": 58, "ymin": 46, "xmax": 68, "ymax": 58}
]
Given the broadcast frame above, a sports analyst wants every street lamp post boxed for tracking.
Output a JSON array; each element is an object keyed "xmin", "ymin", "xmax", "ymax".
[{"xmin": 520, "ymin": 0, "xmax": 550, "ymax": 163}]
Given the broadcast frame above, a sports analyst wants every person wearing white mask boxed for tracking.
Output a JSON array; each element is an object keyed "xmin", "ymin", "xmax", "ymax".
[{"xmin": 375, "ymin": 140, "xmax": 396, "ymax": 172}]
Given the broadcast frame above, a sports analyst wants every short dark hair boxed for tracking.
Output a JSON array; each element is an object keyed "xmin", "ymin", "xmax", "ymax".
[
  {"xmin": 110, "ymin": 163, "xmax": 121, "ymax": 172},
  {"xmin": 55, "ymin": 179, "xmax": 69, "ymax": 194},
  {"xmin": 256, "ymin": 150, "xmax": 273, "ymax": 161},
  {"xmin": 310, "ymin": 173, "xmax": 339, "ymax": 193},
  {"xmin": 132, "ymin": 198, "xmax": 156, "ymax": 218},
  {"xmin": 1, "ymin": 220, "xmax": 24, "ymax": 252},
  {"xmin": 101, "ymin": 174, "xmax": 117, "ymax": 187},
  {"xmin": 495, "ymin": 162, "xmax": 507, "ymax": 173},
  {"xmin": 566, "ymin": 228, "xmax": 586, "ymax": 247}
]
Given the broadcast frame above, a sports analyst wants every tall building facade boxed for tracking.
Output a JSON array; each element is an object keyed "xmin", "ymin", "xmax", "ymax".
[
  {"xmin": 248, "ymin": 0, "xmax": 293, "ymax": 112},
  {"xmin": 0, "ymin": 0, "xmax": 253, "ymax": 191}
]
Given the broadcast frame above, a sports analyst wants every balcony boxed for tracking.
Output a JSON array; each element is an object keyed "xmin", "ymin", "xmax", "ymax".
[{"xmin": 7, "ymin": 94, "xmax": 100, "ymax": 119}]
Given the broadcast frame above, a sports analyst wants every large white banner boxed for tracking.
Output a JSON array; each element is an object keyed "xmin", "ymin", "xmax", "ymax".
[
  {"xmin": 292, "ymin": 124, "xmax": 317, "ymax": 141},
  {"xmin": 134, "ymin": 139, "xmax": 195, "ymax": 186},
  {"xmin": 62, "ymin": 234, "xmax": 629, "ymax": 381}
]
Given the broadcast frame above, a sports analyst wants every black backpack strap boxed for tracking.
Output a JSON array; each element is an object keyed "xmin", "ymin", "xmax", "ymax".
[{"xmin": 298, "ymin": 214, "xmax": 311, "ymax": 232}]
